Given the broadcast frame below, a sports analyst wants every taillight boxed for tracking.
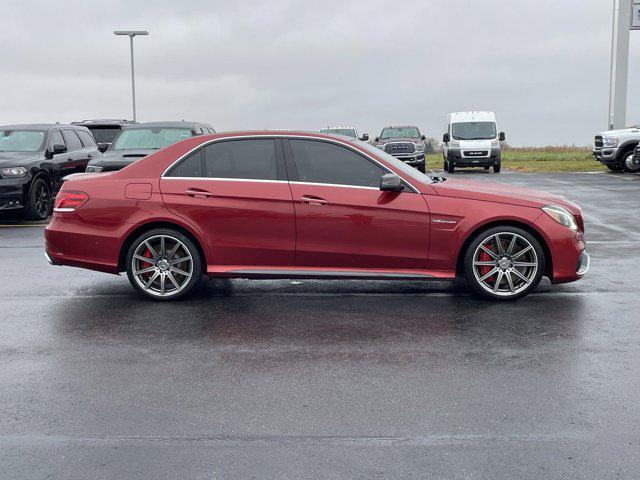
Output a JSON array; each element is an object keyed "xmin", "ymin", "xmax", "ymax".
[{"xmin": 54, "ymin": 191, "xmax": 90, "ymax": 212}]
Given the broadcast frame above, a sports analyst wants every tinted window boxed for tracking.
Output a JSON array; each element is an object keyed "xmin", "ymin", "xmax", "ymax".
[
  {"xmin": 77, "ymin": 130, "xmax": 97, "ymax": 148},
  {"xmin": 87, "ymin": 127, "xmax": 120, "ymax": 144},
  {"xmin": 62, "ymin": 130, "xmax": 82, "ymax": 151},
  {"xmin": 289, "ymin": 139, "xmax": 385, "ymax": 188},
  {"xmin": 50, "ymin": 130, "xmax": 65, "ymax": 148},
  {"xmin": 168, "ymin": 149, "xmax": 203, "ymax": 177},
  {"xmin": 204, "ymin": 139, "xmax": 277, "ymax": 180}
]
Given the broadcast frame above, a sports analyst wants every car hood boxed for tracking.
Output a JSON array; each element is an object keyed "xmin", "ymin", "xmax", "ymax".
[
  {"xmin": 90, "ymin": 148, "xmax": 155, "ymax": 166},
  {"xmin": 599, "ymin": 127, "xmax": 640, "ymax": 137},
  {"xmin": 455, "ymin": 139, "xmax": 493, "ymax": 150},
  {"xmin": 432, "ymin": 178, "xmax": 581, "ymax": 214},
  {"xmin": 0, "ymin": 151, "xmax": 41, "ymax": 167}
]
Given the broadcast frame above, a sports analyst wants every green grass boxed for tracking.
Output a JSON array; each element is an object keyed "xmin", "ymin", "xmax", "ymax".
[{"xmin": 426, "ymin": 149, "xmax": 605, "ymax": 173}]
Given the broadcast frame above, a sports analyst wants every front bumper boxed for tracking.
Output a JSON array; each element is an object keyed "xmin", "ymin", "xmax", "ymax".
[
  {"xmin": 0, "ymin": 176, "xmax": 30, "ymax": 211},
  {"xmin": 388, "ymin": 152, "xmax": 425, "ymax": 166},
  {"xmin": 447, "ymin": 149, "xmax": 501, "ymax": 166},
  {"xmin": 592, "ymin": 147, "xmax": 619, "ymax": 164},
  {"xmin": 577, "ymin": 251, "xmax": 590, "ymax": 276}
]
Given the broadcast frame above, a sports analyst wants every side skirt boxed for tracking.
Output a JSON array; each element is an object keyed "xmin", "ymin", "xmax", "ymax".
[{"xmin": 206, "ymin": 265, "xmax": 455, "ymax": 281}]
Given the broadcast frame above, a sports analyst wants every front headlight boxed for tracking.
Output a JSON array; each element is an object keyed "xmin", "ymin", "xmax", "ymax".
[
  {"xmin": 414, "ymin": 143, "xmax": 425, "ymax": 151},
  {"xmin": 603, "ymin": 137, "xmax": 619, "ymax": 147},
  {"xmin": 450, "ymin": 140, "xmax": 460, "ymax": 149},
  {"xmin": 542, "ymin": 205, "xmax": 578, "ymax": 231},
  {"xmin": 376, "ymin": 144, "xmax": 385, "ymax": 149},
  {"xmin": 85, "ymin": 165, "xmax": 104, "ymax": 173},
  {"xmin": 491, "ymin": 139, "xmax": 500, "ymax": 148},
  {"xmin": 0, "ymin": 166, "xmax": 28, "ymax": 178}
]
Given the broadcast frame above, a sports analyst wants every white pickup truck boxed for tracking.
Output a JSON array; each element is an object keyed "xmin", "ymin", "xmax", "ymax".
[{"xmin": 592, "ymin": 126, "xmax": 640, "ymax": 173}]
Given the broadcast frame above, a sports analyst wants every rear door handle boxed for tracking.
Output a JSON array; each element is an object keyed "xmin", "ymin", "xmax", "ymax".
[
  {"xmin": 300, "ymin": 195, "xmax": 328, "ymax": 205},
  {"xmin": 185, "ymin": 188, "xmax": 214, "ymax": 198}
]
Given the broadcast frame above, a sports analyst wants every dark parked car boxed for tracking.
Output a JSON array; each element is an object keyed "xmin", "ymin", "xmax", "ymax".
[
  {"xmin": 0, "ymin": 124, "xmax": 99, "ymax": 220},
  {"xmin": 71, "ymin": 119, "xmax": 136, "ymax": 147},
  {"xmin": 374, "ymin": 126, "xmax": 427, "ymax": 172},
  {"xmin": 86, "ymin": 121, "xmax": 215, "ymax": 173}
]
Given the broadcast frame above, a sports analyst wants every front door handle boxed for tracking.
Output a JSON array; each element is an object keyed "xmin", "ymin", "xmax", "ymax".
[
  {"xmin": 185, "ymin": 188, "xmax": 214, "ymax": 198},
  {"xmin": 300, "ymin": 195, "xmax": 328, "ymax": 206}
]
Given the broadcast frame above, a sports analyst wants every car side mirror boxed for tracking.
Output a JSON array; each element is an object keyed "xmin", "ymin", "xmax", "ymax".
[
  {"xmin": 443, "ymin": 133, "xmax": 450, "ymax": 143},
  {"xmin": 380, "ymin": 173, "xmax": 403, "ymax": 192},
  {"xmin": 97, "ymin": 143, "xmax": 110, "ymax": 153},
  {"xmin": 51, "ymin": 144, "xmax": 67, "ymax": 155},
  {"xmin": 498, "ymin": 132, "xmax": 506, "ymax": 141},
  {"xmin": 421, "ymin": 135, "xmax": 426, "ymax": 140},
  {"xmin": 361, "ymin": 133, "xmax": 369, "ymax": 142},
  {"xmin": 374, "ymin": 137, "xmax": 379, "ymax": 142}
]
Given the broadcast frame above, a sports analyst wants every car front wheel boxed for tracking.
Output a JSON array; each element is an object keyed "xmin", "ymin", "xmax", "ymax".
[
  {"xmin": 464, "ymin": 226, "xmax": 544, "ymax": 300},
  {"xmin": 623, "ymin": 150, "xmax": 640, "ymax": 173},
  {"xmin": 24, "ymin": 177, "xmax": 51, "ymax": 221},
  {"xmin": 126, "ymin": 228, "xmax": 202, "ymax": 301}
]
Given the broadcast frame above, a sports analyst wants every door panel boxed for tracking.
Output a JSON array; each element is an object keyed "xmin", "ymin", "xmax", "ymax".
[
  {"xmin": 289, "ymin": 183, "xmax": 430, "ymax": 269},
  {"xmin": 161, "ymin": 178, "xmax": 295, "ymax": 266}
]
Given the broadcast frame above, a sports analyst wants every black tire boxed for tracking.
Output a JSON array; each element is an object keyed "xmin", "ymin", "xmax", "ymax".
[
  {"xmin": 493, "ymin": 163, "xmax": 501, "ymax": 173},
  {"xmin": 606, "ymin": 163, "xmax": 624, "ymax": 172},
  {"xmin": 447, "ymin": 160, "xmax": 455, "ymax": 173},
  {"xmin": 417, "ymin": 162, "xmax": 426, "ymax": 173},
  {"xmin": 484, "ymin": 166, "xmax": 490, "ymax": 171},
  {"xmin": 24, "ymin": 177, "xmax": 51, "ymax": 221},
  {"xmin": 622, "ymin": 150, "xmax": 640, "ymax": 173},
  {"xmin": 463, "ymin": 225, "xmax": 545, "ymax": 301},
  {"xmin": 125, "ymin": 228, "xmax": 203, "ymax": 301}
]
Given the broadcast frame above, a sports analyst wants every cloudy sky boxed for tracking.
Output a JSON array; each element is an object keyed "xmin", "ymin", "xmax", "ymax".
[{"xmin": 1, "ymin": 0, "xmax": 638, "ymax": 146}]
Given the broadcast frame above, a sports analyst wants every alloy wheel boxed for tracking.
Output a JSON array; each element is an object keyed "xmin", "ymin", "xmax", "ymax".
[
  {"xmin": 471, "ymin": 232, "xmax": 539, "ymax": 297},
  {"xmin": 131, "ymin": 235, "xmax": 194, "ymax": 297},
  {"xmin": 34, "ymin": 182, "xmax": 50, "ymax": 219}
]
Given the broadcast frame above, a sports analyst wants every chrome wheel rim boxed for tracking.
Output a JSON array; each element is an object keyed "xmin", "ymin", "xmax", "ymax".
[
  {"xmin": 131, "ymin": 235, "xmax": 193, "ymax": 297},
  {"xmin": 625, "ymin": 152, "xmax": 639, "ymax": 171},
  {"xmin": 472, "ymin": 232, "xmax": 538, "ymax": 297}
]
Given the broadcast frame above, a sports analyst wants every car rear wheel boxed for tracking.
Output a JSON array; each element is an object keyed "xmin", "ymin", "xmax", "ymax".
[
  {"xmin": 606, "ymin": 163, "xmax": 624, "ymax": 172},
  {"xmin": 464, "ymin": 226, "xmax": 544, "ymax": 301},
  {"xmin": 622, "ymin": 150, "xmax": 640, "ymax": 173},
  {"xmin": 24, "ymin": 177, "xmax": 51, "ymax": 221},
  {"xmin": 446, "ymin": 160, "xmax": 455, "ymax": 173},
  {"xmin": 126, "ymin": 229, "xmax": 202, "ymax": 301}
]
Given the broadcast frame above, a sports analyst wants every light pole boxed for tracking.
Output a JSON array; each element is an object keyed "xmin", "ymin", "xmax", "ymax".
[{"xmin": 113, "ymin": 30, "xmax": 149, "ymax": 122}]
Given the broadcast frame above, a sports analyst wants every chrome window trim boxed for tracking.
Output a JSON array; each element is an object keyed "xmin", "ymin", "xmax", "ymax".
[
  {"xmin": 161, "ymin": 134, "xmax": 418, "ymax": 193},
  {"xmin": 162, "ymin": 177, "xmax": 288, "ymax": 184},
  {"xmin": 289, "ymin": 181, "xmax": 379, "ymax": 191}
]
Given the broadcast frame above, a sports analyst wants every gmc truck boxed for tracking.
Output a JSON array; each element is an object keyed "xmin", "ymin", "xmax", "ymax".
[{"xmin": 593, "ymin": 125, "xmax": 640, "ymax": 173}]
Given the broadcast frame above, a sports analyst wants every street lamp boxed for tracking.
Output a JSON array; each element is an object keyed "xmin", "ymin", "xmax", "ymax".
[{"xmin": 113, "ymin": 30, "xmax": 149, "ymax": 122}]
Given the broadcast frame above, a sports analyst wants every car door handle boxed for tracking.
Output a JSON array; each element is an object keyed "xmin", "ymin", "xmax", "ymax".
[
  {"xmin": 185, "ymin": 188, "xmax": 214, "ymax": 198},
  {"xmin": 300, "ymin": 195, "xmax": 328, "ymax": 205}
]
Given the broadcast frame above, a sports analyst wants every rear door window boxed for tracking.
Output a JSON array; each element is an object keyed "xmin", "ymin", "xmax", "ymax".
[
  {"xmin": 62, "ymin": 130, "xmax": 83, "ymax": 151},
  {"xmin": 204, "ymin": 139, "xmax": 277, "ymax": 180}
]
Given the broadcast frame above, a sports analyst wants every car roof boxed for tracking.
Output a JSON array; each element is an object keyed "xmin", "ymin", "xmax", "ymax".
[
  {"xmin": 0, "ymin": 123, "xmax": 89, "ymax": 131},
  {"xmin": 72, "ymin": 119, "xmax": 136, "ymax": 126},
  {"xmin": 383, "ymin": 125, "xmax": 420, "ymax": 129},
  {"xmin": 321, "ymin": 126, "xmax": 356, "ymax": 130},
  {"xmin": 448, "ymin": 111, "xmax": 496, "ymax": 122},
  {"xmin": 123, "ymin": 121, "xmax": 213, "ymax": 130}
]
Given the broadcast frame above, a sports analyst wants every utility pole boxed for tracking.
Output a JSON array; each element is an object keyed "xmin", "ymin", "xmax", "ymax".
[
  {"xmin": 608, "ymin": 0, "xmax": 638, "ymax": 130},
  {"xmin": 114, "ymin": 30, "xmax": 149, "ymax": 122}
]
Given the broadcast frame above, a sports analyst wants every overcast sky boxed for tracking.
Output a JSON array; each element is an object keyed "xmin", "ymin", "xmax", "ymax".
[{"xmin": 1, "ymin": 0, "xmax": 638, "ymax": 146}]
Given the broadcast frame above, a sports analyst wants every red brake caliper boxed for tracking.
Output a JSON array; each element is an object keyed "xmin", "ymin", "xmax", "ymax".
[
  {"xmin": 141, "ymin": 248, "xmax": 153, "ymax": 278},
  {"xmin": 479, "ymin": 250, "xmax": 493, "ymax": 278}
]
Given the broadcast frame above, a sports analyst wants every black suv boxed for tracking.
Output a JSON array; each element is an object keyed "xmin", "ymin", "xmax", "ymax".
[
  {"xmin": 71, "ymin": 119, "xmax": 136, "ymax": 147},
  {"xmin": 0, "ymin": 124, "xmax": 99, "ymax": 220},
  {"xmin": 86, "ymin": 121, "xmax": 215, "ymax": 173}
]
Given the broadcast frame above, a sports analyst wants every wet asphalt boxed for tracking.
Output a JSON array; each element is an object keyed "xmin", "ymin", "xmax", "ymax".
[{"xmin": 1, "ymin": 171, "xmax": 640, "ymax": 479}]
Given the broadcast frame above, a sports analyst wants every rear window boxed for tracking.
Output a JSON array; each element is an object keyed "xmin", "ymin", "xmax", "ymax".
[
  {"xmin": 113, "ymin": 128, "xmax": 192, "ymax": 150},
  {"xmin": 87, "ymin": 127, "xmax": 121, "ymax": 144}
]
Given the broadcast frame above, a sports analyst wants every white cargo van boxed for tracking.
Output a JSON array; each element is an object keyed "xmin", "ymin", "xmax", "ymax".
[{"xmin": 442, "ymin": 112, "xmax": 505, "ymax": 173}]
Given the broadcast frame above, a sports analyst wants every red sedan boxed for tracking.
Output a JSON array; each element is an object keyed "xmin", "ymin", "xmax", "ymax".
[{"xmin": 45, "ymin": 131, "xmax": 589, "ymax": 301}]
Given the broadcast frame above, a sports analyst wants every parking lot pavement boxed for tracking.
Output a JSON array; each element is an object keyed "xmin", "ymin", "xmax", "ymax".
[{"xmin": 1, "ymin": 172, "xmax": 640, "ymax": 479}]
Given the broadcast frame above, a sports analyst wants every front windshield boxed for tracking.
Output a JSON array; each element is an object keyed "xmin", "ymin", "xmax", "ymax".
[
  {"xmin": 452, "ymin": 122, "xmax": 496, "ymax": 140},
  {"xmin": 357, "ymin": 141, "xmax": 432, "ymax": 185},
  {"xmin": 112, "ymin": 128, "xmax": 192, "ymax": 150},
  {"xmin": 321, "ymin": 128, "xmax": 357, "ymax": 138},
  {"xmin": 381, "ymin": 127, "xmax": 420, "ymax": 139},
  {"xmin": 0, "ymin": 130, "xmax": 46, "ymax": 152}
]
